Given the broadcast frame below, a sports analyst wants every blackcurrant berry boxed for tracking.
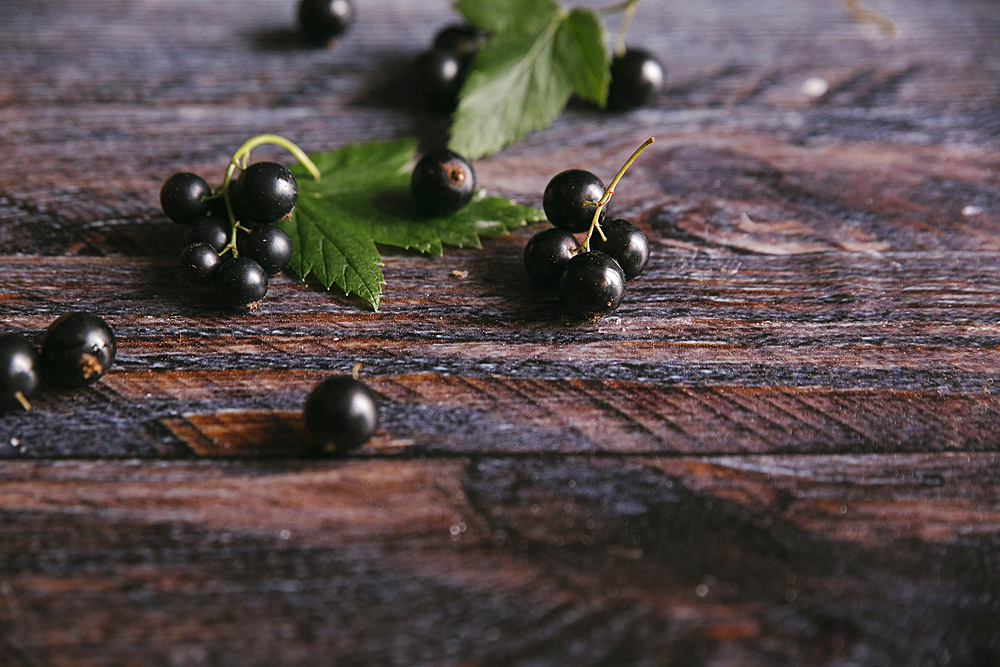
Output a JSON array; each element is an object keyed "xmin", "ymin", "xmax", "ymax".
[
  {"xmin": 206, "ymin": 188, "xmax": 230, "ymax": 219},
  {"xmin": 607, "ymin": 49, "xmax": 664, "ymax": 112},
  {"xmin": 184, "ymin": 216, "xmax": 231, "ymax": 252},
  {"xmin": 231, "ymin": 162, "xmax": 298, "ymax": 225},
  {"xmin": 558, "ymin": 251, "xmax": 626, "ymax": 320},
  {"xmin": 433, "ymin": 23, "xmax": 487, "ymax": 61},
  {"xmin": 589, "ymin": 218, "xmax": 650, "ymax": 280},
  {"xmin": 238, "ymin": 225, "xmax": 292, "ymax": 277},
  {"xmin": 179, "ymin": 242, "xmax": 222, "ymax": 285},
  {"xmin": 304, "ymin": 376, "xmax": 378, "ymax": 453},
  {"xmin": 160, "ymin": 172, "xmax": 212, "ymax": 224},
  {"xmin": 413, "ymin": 48, "xmax": 464, "ymax": 111},
  {"xmin": 543, "ymin": 169, "xmax": 607, "ymax": 233},
  {"xmin": 40, "ymin": 313, "xmax": 117, "ymax": 388},
  {"xmin": 411, "ymin": 149, "xmax": 476, "ymax": 216},
  {"xmin": 0, "ymin": 333, "xmax": 41, "ymax": 411},
  {"xmin": 523, "ymin": 228, "xmax": 579, "ymax": 291},
  {"xmin": 216, "ymin": 257, "xmax": 269, "ymax": 309},
  {"xmin": 298, "ymin": 0, "xmax": 355, "ymax": 46}
]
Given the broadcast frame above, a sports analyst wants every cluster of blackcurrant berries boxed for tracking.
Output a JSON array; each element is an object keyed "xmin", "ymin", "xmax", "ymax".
[
  {"xmin": 161, "ymin": 161, "xmax": 297, "ymax": 310},
  {"xmin": 413, "ymin": 23, "xmax": 487, "ymax": 111},
  {"xmin": 523, "ymin": 139, "xmax": 654, "ymax": 320},
  {"xmin": 304, "ymin": 373, "xmax": 379, "ymax": 453},
  {"xmin": 297, "ymin": 0, "xmax": 355, "ymax": 47},
  {"xmin": 1, "ymin": 313, "xmax": 117, "ymax": 412}
]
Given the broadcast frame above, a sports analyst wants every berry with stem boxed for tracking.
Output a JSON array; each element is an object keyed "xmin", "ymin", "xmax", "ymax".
[
  {"xmin": 523, "ymin": 228, "xmax": 579, "ymax": 290},
  {"xmin": 543, "ymin": 170, "xmax": 607, "ymax": 233},
  {"xmin": 304, "ymin": 375, "xmax": 379, "ymax": 453},
  {"xmin": 0, "ymin": 333, "xmax": 41, "ymax": 411},
  {"xmin": 558, "ymin": 251, "xmax": 626, "ymax": 320},
  {"xmin": 589, "ymin": 218, "xmax": 649, "ymax": 280},
  {"xmin": 160, "ymin": 173, "xmax": 212, "ymax": 224},
  {"xmin": 179, "ymin": 242, "xmax": 223, "ymax": 285},
  {"xmin": 411, "ymin": 149, "xmax": 476, "ymax": 216},
  {"xmin": 40, "ymin": 313, "xmax": 116, "ymax": 388},
  {"xmin": 579, "ymin": 137, "xmax": 655, "ymax": 251}
]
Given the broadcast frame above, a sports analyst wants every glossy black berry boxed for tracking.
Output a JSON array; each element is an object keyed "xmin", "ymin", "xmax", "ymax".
[
  {"xmin": 414, "ymin": 48, "xmax": 464, "ymax": 111},
  {"xmin": 523, "ymin": 228, "xmax": 580, "ymax": 291},
  {"xmin": 298, "ymin": 0, "xmax": 355, "ymax": 46},
  {"xmin": 607, "ymin": 49, "xmax": 665, "ymax": 112},
  {"xmin": 216, "ymin": 257, "xmax": 269, "ymax": 309},
  {"xmin": 40, "ymin": 313, "xmax": 117, "ymax": 388},
  {"xmin": 206, "ymin": 188, "xmax": 230, "ymax": 219},
  {"xmin": 558, "ymin": 251, "xmax": 626, "ymax": 320},
  {"xmin": 0, "ymin": 333, "xmax": 41, "ymax": 411},
  {"xmin": 304, "ymin": 376, "xmax": 379, "ymax": 453},
  {"xmin": 184, "ymin": 216, "xmax": 231, "ymax": 252},
  {"xmin": 160, "ymin": 172, "xmax": 212, "ymax": 224},
  {"xmin": 179, "ymin": 242, "xmax": 222, "ymax": 285},
  {"xmin": 543, "ymin": 169, "xmax": 607, "ymax": 233},
  {"xmin": 433, "ymin": 23, "xmax": 487, "ymax": 61},
  {"xmin": 411, "ymin": 149, "xmax": 476, "ymax": 216},
  {"xmin": 231, "ymin": 162, "xmax": 298, "ymax": 225},
  {"xmin": 238, "ymin": 225, "xmax": 292, "ymax": 277},
  {"xmin": 589, "ymin": 218, "xmax": 650, "ymax": 280}
]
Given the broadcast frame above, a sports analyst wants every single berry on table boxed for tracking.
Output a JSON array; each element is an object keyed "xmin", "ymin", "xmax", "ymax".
[
  {"xmin": 413, "ymin": 48, "xmax": 464, "ymax": 111},
  {"xmin": 0, "ymin": 333, "xmax": 41, "ymax": 411},
  {"xmin": 216, "ymin": 257, "xmax": 269, "ymax": 309},
  {"xmin": 238, "ymin": 225, "xmax": 292, "ymax": 277},
  {"xmin": 304, "ymin": 376, "xmax": 379, "ymax": 453},
  {"xmin": 160, "ymin": 172, "xmax": 213, "ymax": 224},
  {"xmin": 543, "ymin": 169, "xmax": 607, "ymax": 233},
  {"xmin": 433, "ymin": 23, "xmax": 487, "ymax": 61},
  {"xmin": 607, "ymin": 49, "xmax": 664, "ymax": 112},
  {"xmin": 40, "ymin": 313, "xmax": 117, "ymax": 388},
  {"xmin": 231, "ymin": 161, "xmax": 298, "ymax": 225},
  {"xmin": 523, "ymin": 228, "xmax": 580, "ymax": 291},
  {"xmin": 411, "ymin": 149, "xmax": 476, "ymax": 216},
  {"xmin": 179, "ymin": 242, "xmax": 223, "ymax": 285},
  {"xmin": 558, "ymin": 251, "xmax": 626, "ymax": 320},
  {"xmin": 184, "ymin": 216, "xmax": 231, "ymax": 253},
  {"xmin": 298, "ymin": 0, "xmax": 355, "ymax": 46},
  {"xmin": 589, "ymin": 218, "xmax": 650, "ymax": 280}
]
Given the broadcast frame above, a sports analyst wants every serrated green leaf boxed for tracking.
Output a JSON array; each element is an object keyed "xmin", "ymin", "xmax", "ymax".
[
  {"xmin": 276, "ymin": 140, "xmax": 545, "ymax": 310},
  {"xmin": 455, "ymin": 0, "xmax": 559, "ymax": 35},
  {"xmin": 448, "ymin": 7, "xmax": 610, "ymax": 160}
]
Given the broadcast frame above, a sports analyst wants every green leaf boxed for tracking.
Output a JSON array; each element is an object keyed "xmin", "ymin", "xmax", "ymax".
[
  {"xmin": 449, "ymin": 6, "xmax": 610, "ymax": 160},
  {"xmin": 277, "ymin": 139, "xmax": 545, "ymax": 311},
  {"xmin": 455, "ymin": 0, "xmax": 559, "ymax": 35}
]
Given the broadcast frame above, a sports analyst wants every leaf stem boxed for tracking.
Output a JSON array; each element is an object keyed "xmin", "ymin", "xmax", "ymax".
[{"xmin": 582, "ymin": 136, "xmax": 654, "ymax": 252}]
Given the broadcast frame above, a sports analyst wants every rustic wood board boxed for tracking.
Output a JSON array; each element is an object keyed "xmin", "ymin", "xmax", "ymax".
[{"xmin": 2, "ymin": 0, "xmax": 1000, "ymax": 664}]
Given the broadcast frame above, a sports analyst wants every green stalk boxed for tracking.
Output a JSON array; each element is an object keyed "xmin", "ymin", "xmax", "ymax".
[{"xmin": 582, "ymin": 137, "xmax": 654, "ymax": 252}]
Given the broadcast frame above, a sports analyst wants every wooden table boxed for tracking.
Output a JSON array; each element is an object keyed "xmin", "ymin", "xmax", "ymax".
[{"xmin": 2, "ymin": 0, "xmax": 999, "ymax": 664}]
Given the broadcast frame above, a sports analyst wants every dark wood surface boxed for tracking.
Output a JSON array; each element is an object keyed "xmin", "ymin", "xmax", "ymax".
[{"xmin": 3, "ymin": 0, "xmax": 1000, "ymax": 664}]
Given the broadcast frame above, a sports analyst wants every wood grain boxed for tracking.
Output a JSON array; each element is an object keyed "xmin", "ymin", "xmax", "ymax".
[{"xmin": 2, "ymin": 0, "xmax": 1000, "ymax": 663}]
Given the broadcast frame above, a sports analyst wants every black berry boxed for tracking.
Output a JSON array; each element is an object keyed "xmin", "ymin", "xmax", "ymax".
[
  {"xmin": 558, "ymin": 251, "xmax": 626, "ymax": 320},
  {"xmin": 411, "ymin": 149, "xmax": 476, "ymax": 216},
  {"xmin": 433, "ymin": 23, "xmax": 487, "ymax": 61},
  {"xmin": 0, "ymin": 333, "xmax": 41, "ymax": 411},
  {"xmin": 298, "ymin": 0, "xmax": 355, "ymax": 46},
  {"xmin": 184, "ymin": 216, "xmax": 231, "ymax": 252},
  {"xmin": 231, "ymin": 162, "xmax": 298, "ymax": 225},
  {"xmin": 589, "ymin": 218, "xmax": 650, "ymax": 280},
  {"xmin": 40, "ymin": 313, "xmax": 117, "ymax": 388},
  {"xmin": 523, "ymin": 228, "xmax": 579, "ymax": 291},
  {"xmin": 216, "ymin": 257, "xmax": 269, "ymax": 309},
  {"xmin": 414, "ymin": 48, "xmax": 464, "ymax": 111},
  {"xmin": 160, "ymin": 172, "xmax": 213, "ymax": 224},
  {"xmin": 304, "ymin": 376, "xmax": 379, "ymax": 453},
  {"xmin": 543, "ymin": 169, "xmax": 607, "ymax": 233},
  {"xmin": 239, "ymin": 225, "xmax": 292, "ymax": 277},
  {"xmin": 179, "ymin": 242, "xmax": 222, "ymax": 285},
  {"xmin": 607, "ymin": 49, "xmax": 664, "ymax": 112}
]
